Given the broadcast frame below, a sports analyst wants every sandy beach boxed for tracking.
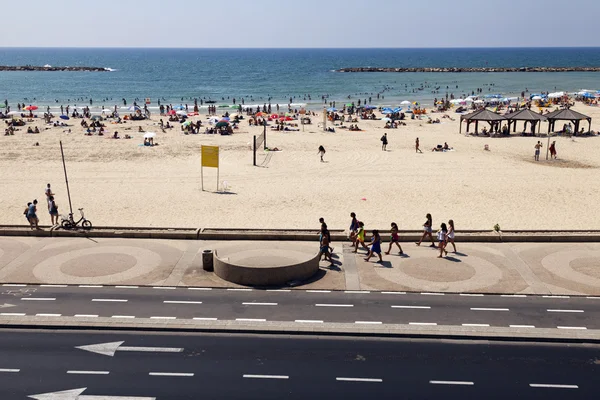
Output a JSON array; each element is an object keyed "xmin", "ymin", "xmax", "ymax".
[{"xmin": 1, "ymin": 104, "xmax": 599, "ymax": 231}]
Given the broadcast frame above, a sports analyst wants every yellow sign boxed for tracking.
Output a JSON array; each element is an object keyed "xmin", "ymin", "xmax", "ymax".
[{"xmin": 201, "ymin": 145, "xmax": 219, "ymax": 168}]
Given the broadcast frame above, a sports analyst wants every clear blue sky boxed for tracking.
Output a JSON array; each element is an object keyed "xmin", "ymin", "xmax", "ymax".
[{"xmin": 2, "ymin": 0, "xmax": 598, "ymax": 48}]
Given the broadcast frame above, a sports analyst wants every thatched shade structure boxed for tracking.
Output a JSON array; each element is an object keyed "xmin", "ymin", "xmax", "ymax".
[
  {"xmin": 505, "ymin": 108, "xmax": 547, "ymax": 135},
  {"xmin": 460, "ymin": 109, "xmax": 505, "ymax": 133}
]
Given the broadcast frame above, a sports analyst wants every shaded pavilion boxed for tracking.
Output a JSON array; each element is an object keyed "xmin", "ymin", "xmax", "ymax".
[
  {"xmin": 505, "ymin": 108, "xmax": 547, "ymax": 135},
  {"xmin": 545, "ymin": 108, "xmax": 592, "ymax": 134},
  {"xmin": 460, "ymin": 109, "xmax": 505, "ymax": 133}
]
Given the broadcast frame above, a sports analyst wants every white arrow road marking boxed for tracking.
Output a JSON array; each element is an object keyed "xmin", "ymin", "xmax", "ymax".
[
  {"xmin": 0, "ymin": 304, "xmax": 16, "ymax": 308},
  {"xmin": 28, "ymin": 387, "xmax": 156, "ymax": 400},
  {"xmin": 76, "ymin": 341, "xmax": 183, "ymax": 357}
]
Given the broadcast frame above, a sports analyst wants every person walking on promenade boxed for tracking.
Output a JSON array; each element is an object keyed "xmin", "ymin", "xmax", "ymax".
[
  {"xmin": 319, "ymin": 217, "xmax": 334, "ymax": 253},
  {"xmin": 416, "ymin": 213, "xmax": 436, "ymax": 247},
  {"xmin": 549, "ymin": 141, "xmax": 557, "ymax": 159},
  {"xmin": 437, "ymin": 223, "xmax": 448, "ymax": 258},
  {"xmin": 23, "ymin": 202, "xmax": 32, "ymax": 224},
  {"xmin": 364, "ymin": 229, "xmax": 383, "ymax": 263},
  {"xmin": 27, "ymin": 199, "xmax": 40, "ymax": 230},
  {"xmin": 385, "ymin": 222, "xmax": 404, "ymax": 255},
  {"xmin": 446, "ymin": 219, "xmax": 457, "ymax": 253},
  {"xmin": 318, "ymin": 226, "xmax": 334, "ymax": 266},
  {"xmin": 48, "ymin": 196, "xmax": 59, "ymax": 226},
  {"xmin": 381, "ymin": 133, "xmax": 388, "ymax": 151},
  {"xmin": 415, "ymin": 137, "xmax": 422, "ymax": 153},
  {"xmin": 349, "ymin": 212, "xmax": 359, "ymax": 245},
  {"xmin": 353, "ymin": 221, "xmax": 369, "ymax": 253},
  {"xmin": 45, "ymin": 183, "xmax": 54, "ymax": 209},
  {"xmin": 534, "ymin": 141, "xmax": 542, "ymax": 161},
  {"xmin": 318, "ymin": 145, "xmax": 326, "ymax": 162}
]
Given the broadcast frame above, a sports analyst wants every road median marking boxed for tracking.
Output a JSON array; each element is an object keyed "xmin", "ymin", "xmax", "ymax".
[
  {"xmin": 530, "ymin": 383, "xmax": 578, "ymax": 389},
  {"xmin": 243, "ymin": 374, "xmax": 289, "ymax": 379},
  {"xmin": 430, "ymin": 380, "xmax": 474, "ymax": 386},
  {"xmin": 336, "ymin": 377, "xmax": 382, "ymax": 383}
]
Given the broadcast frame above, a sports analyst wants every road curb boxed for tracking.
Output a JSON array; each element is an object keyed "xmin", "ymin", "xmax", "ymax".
[{"xmin": 1, "ymin": 317, "xmax": 599, "ymax": 343}]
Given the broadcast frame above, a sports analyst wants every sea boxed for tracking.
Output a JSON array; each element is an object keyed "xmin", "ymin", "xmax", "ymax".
[{"xmin": 1, "ymin": 47, "xmax": 600, "ymax": 111}]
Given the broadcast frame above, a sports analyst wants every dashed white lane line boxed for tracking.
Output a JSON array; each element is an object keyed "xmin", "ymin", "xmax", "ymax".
[
  {"xmin": 315, "ymin": 304, "xmax": 354, "ymax": 307},
  {"xmin": 0, "ymin": 369, "xmax": 20, "ymax": 373},
  {"xmin": 462, "ymin": 324, "xmax": 490, "ymax": 327},
  {"xmin": 74, "ymin": 314, "xmax": 99, "ymax": 318},
  {"xmin": 0, "ymin": 313, "xmax": 25, "ymax": 316},
  {"xmin": 470, "ymin": 307, "xmax": 509, "ymax": 312},
  {"xmin": 587, "ymin": 296, "xmax": 600, "ymax": 299},
  {"xmin": 242, "ymin": 302, "xmax": 278, "ymax": 306},
  {"xmin": 36, "ymin": 313, "xmax": 61, "ymax": 317},
  {"xmin": 40, "ymin": 284, "xmax": 67, "ymax": 288},
  {"xmin": 421, "ymin": 292, "xmax": 444, "ymax": 296},
  {"xmin": 243, "ymin": 374, "xmax": 289, "ymax": 380},
  {"xmin": 67, "ymin": 370, "xmax": 109, "ymax": 375},
  {"xmin": 193, "ymin": 317, "xmax": 218, "ymax": 321},
  {"xmin": 164, "ymin": 301, "xmax": 203, "ymax": 305},
  {"xmin": 501, "ymin": 294, "xmax": 527, "ymax": 298},
  {"xmin": 151, "ymin": 316, "xmax": 177, "ymax": 320},
  {"xmin": 188, "ymin": 287, "xmax": 212, "ymax": 291},
  {"xmin": 267, "ymin": 289, "xmax": 291, "ymax": 292},
  {"xmin": 236, "ymin": 318, "xmax": 266, "ymax": 322},
  {"xmin": 530, "ymin": 383, "xmax": 578, "ymax": 389},
  {"xmin": 111, "ymin": 315, "xmax": 135, "ymax": 319},
  {"xmin": 227, "ymin": 288, "xmax": 253, "ymax": 292},
  {"xmin": 510, "ymin": 325, "xmax": 536, "ymax": 328},
  {"xmin": 149, "ymin": 372, "xmax": 194, "ymax": 377},
  {"xmin": 430, "ymin": 380, "xmax": 474, "ymax": 386},
  {"xmin": 306, "ymin": 290, "xmax": 331, "ymax": 293},
  {"xmin": 153, "ymin": 287, "xmax": 176, "ymax": 290},
  {"xmin": 92, "ymin": 299, "xmax": 128, "ymax": 302},
  {"xmin": 2, "ymin": 284, "xmax": 26, "ymax": 287},
  {"xmin": 344, "ymin": 291, "xmax": 371, "ymax": 294},
  {"xmin": 547, "ymin": 309, "xmax": 584, "ymax": 313},
  {"xmin": 391, "ymin": 305, "xmax": 431, "ymax": 309},
  {"xmin": 355, "ymin": 321, "xmax": 382, "ymax": 325},
  {"xmin": 557, "ymin": 326, "xmax": 587, "ymax": 330},
  {"xmin": 336, "ymin": 377, "xmax": 382, "ymax": 383},
  {"xmin": 21, "ymin": 298, "xmax": 55, "ymax": 301},
  {"xmin": 409, "ymin": 322, "xmax": 437, "ymax": 326},
  {"xmin": 79, "ymin": 285, "xmax": 103, "ymax": 288},
  {"xmin": 295, "ymin": 320, "xmax": 324, "ymax": 323},
  {"xmin": 460, "ymin": 293, "xmax": 484, "ymax": 297},
  {"xmin": 115, "ymin": 286, "xmax": 139, "ymax": 289},
  {"xmin": 381, "ymin": 291, "xmax": 406, "ymax": 295},
  {"xmin": 543, "ymin": 295, "xmax": 570, "ymax": 299}
]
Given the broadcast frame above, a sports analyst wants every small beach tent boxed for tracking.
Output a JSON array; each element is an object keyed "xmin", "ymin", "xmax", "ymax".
[
  {"xmin": 459, "ymin": 108, "xmax": 505, "ymax": 133},
  {"xmin": 545, "ymin": 108, "xmax": 592, "ymax": 135},
  {"xmin": 505, "ymin": 108, "xmax": 547, "ymax": 134}
]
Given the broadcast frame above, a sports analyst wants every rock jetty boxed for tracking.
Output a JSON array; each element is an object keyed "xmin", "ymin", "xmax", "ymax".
[
  {"xmin": 335, "ymin": 67, "xmax": 600, "ymax": 73},
  {"xmin": 0, "ymin": 65, "xmax": 109, "ymax": 72}
]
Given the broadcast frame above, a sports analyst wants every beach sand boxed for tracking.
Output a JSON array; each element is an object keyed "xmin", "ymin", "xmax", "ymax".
[{"xmin": 1, "ymin": 105, "xmax": 599, "ymax": 231}]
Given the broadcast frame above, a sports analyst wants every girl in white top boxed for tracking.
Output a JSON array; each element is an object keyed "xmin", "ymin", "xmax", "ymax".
[
  {"xmin": 437, "ymin": 223, "xmax": 448, "ymax": 258},
  {"xmin": 446, "ymin": 219, "xmax": 457, "ymax": 253}
]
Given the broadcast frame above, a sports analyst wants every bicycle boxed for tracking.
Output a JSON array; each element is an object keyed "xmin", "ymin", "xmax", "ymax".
[{"xmin": 61, "ymin": 208, "xmax": 92, "ymax": 230}]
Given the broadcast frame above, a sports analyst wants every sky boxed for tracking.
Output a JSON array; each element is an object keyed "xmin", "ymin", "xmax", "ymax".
[{"xmin": 1, "ymin": 0, "xmax": 599, "ymax": 48}]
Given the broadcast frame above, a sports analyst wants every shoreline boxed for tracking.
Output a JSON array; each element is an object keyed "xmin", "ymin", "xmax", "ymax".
[
  {"xmin": 336, "ymin": 67, "xmax": 600, "ymax": 73},
  {"xmin": 0, "ymin": 65, "xmax": 110, "ymax": 72}
]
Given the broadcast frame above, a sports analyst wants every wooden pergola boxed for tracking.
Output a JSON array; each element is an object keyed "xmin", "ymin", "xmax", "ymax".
[
  {"xmin": 546, "ymin": 108, "xmax": 592, "ymax": 134},
  {"xmin": 460, "ymin": 109, "xmax": 506, "ymax": 134},
  {"xmin": 505, "ymin": 108, "xmax": 547, "ymax": 135}
]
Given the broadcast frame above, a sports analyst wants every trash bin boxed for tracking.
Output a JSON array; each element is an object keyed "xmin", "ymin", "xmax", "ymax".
[{"xmin": 202, "ymin": 249, "xmax": 214, "ymax": 271}]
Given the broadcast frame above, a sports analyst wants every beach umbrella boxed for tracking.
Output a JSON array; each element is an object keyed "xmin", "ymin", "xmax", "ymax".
[
  {"xmin": 182, "ymin": 120, "xmax": 192, "ymax": 127},
  {"xmin": 474, "ymin": 100, "xmax": 484, "ymax": 104},
  {"xmin": 279, "ymin": 116, "xmax": 293, "ymax": 121},
  {"xmin": 218, "ymin": 104, "xmax": 229, "ymax": 108},
  {"xmin": 270, "ymin": 114, "xmax": 279, "ymax": 119},
  {"xmin": 381, "ymin": 117, "xmax": 392, "ymax": 122},
  {"xmin": 128, "ymin": 105, "xmax": 141, "ymax": 111},
  {"xmin": 531, "ymin": 95, "xmax": 543, "ymax": 100},
  {"xmin": 24, "ymin": 105, "xmax": 38, "ymax": 111},
  {"xmin": 345, "ymin": 103, "xmax": 353, "ymax": 107},
  {"xmin": 167, "ymin": 109, "xmax": 176, "ymax": 116},
  {"xmin": 91, "ymin": 116, "xmax": 103, "ymax": 121},
  {"xmin": 326, "ymin": 107, "xmax": 337, "ymax": 112},
  {"xmin": 364, "ymin": 105, "xmax": 376, "ymax": 110},
  {"xmin": 173, "ymin": 105, "xmax": 185, "ymax": 110},
  {"xmin": 0, "ymin": 104, "xmax": 5, "ymax": 109},
  {"xmin": 400, "ymin": 100, "xmax": 411, "ymax": 106},
  {"xmin": 60, "ymin": 115, "xmax": 69, "ymax": 120},
  {"xmin": 208, "ymin": 117, "xmax": 220, "ymax": 124},
  {"xmin": 215, "ymin": 121, "xmax": 229, "ymax": 128},
  {"xmin": 176, "ymin": 110, "xmax": 187, "ymax": 116},
  {"xmin": 143, "ymin": 132, "xmax": 156, "ymax": 139},
  {"xmin": 7, "ymin": 111, "xmax": 20, "ymax": 115},
  {"xmin": 220, "ymin": 117, "xmax": 230, "ymax": 121}
]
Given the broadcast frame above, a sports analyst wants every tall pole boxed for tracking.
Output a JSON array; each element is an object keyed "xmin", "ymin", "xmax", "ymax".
[
  {"xmin": 59, "ymin": 141, "xmax": 73, "ymax": 216},
  {"xmin": 323, "ymin": 107, "xmax": 327, "ymax": 132}
]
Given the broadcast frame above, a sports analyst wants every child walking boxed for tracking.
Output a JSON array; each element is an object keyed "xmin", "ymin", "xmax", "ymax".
[
  {"xmin": 353, "ymin": 221, "xmax": 369, "ymax": 253},
  {"xmin": 364, "ymin": 230, "xmax": 383, "ymax": 263},
  {"xmin": 385, "ymin": 222, "xmax": 404, "ymax": 255}
]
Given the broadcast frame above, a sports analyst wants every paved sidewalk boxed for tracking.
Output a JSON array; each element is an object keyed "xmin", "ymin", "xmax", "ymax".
[{"xmin": 0, "ymin": 236, "xmax": 599, "ymax": 295}]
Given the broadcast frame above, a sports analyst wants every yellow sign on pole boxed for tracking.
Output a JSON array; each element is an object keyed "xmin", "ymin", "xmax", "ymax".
[
  {"xmin": 201, "ymin": 145, "xmax": 219, "ymax": 168},
  {"xmin": 201, "ymin": 145, "xmax": 220, "ymax": 191}
]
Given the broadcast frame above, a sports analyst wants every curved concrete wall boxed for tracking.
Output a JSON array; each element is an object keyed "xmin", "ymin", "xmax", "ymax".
[{"xmin": 213, "ymin": 250, "xmax": 321, "ymax": 287}]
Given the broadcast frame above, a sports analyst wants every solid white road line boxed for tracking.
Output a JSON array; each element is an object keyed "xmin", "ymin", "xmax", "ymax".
[
  {"xmin": 2, "ymin": 284, "xmax": 26, "ymax": 287},
  {"xmin": 21, "ymin": 298, "xmax": 55, "ymax": 301},
  {"xmin": 40, "ymin": 284, "xmax": 67, "ymax": 287},
  {"xmin": 0, "ymin": 313, "xmax": 25, "ymax": 316},
  {"xmin": 557, "ymin": 326, "xmax": 587, "ymax": 330},
  {"xmin": 188, "ymin": 287, "xmax": 212, "ymax": 291},
  {"xmin": 150, "ymin": 316, "xmax": 176, "ymax": 320},
  {"xmin": 236, "ymin": 318, "xmax": 266, "ymax": 322},
  {"xmin": 67, "ymin": 370, "xmax": 109, "ymax": 375},
  {"xmin": 149, "ymin": 372, "xmax": 194, "ymax": 377},
  {"xmin": 164, "ymin": 301, "xmax": 203, "ymax": 305},
  {"xmin": 510, "ymin": 325, "xmax": 536, "ymax": 328},
  {"xmin": 111, "ymin": 315, "xmax": 135, "ymax": 319},
  {"xmin": 355, "ymin": 321, "xmax": 382, "ymax": 324},
  {"xmin": 501, "ymin": 294, "xmax": 527, "ymax": 298},
  {"xmin": 543, "ymin": 295, "xmax": 570, "ymax": 299},
  {"xmin": 315, "ymin": 304, "xmax": 353, "ymax": 307},
  {"xmin": 547, "ymin": 309, "xmax": 584, "ymax": 313},
  {"xmin": 0, "ymin": 369, "xmax": 20, "ymax": 373},
  {"xmin": 306, "ymin": 290, "xmax": 331, "ymax": 293},
  {"xmin": 460, "ymin": 293, "xmax": 484, "ymax": 297},
  {"xmin": 295, "ymin": 320, "xmax": 324, "ymax": 323},
  {"xmin": 381, "ymin": 291, "xmax": 406, "ymax": 295},
  {"xmin": 344, "ymin": 291, "xmax": 371, "ymax": 294},
  {"xmin": 74, "ymin": 314, "xmax": 99, "ymax": 318},
  {"xmin": 470, "ymin": 307, "xmax": 509, "ymax": 311},
  {"xmin": 153, "ymin": 287, "xmax": 176, "ymax": 290},
  {"xmin": 430, "ymin": 380, "xmax": 474, "ymax": 386},
  {"xmin": 462, "ymin": 323, "xmax": 490, "ymax": 327},
  {"xmin": 193, "ymin": 317, "xmax": 218, "ymax": 321},
  {"xmin": 391, "ymin": 305, "xmax": 431, "ymax": 309},
  {"xmin": 336, "ymin": 377, "xmax": 382, "ymax": 383},
  {"xmin": 115, "ymin": 286, "xmax": 139, "ymax": 289},
  {"xmin": 227, "ymin": 288, "xmax": 253, "ymax": 292},
  {"xmin": 36, "ymin": 313, "xmax": 61, "ymax": 317},
  {"xmin": 530, "ymin": 383, "xmax": 578, "ymax": 389},
  {"xmin": 92, "ymin": 299, "xmax": 128, "ymax": 302},
  {"xmin": 243, "ymin": 374, "xmax": 289, "ymax": 379},
  {"xmin": 242, "ymin": 302, "xmax": 278, "ymax": 306},
  {"xmin": 409, "ymin": 322, "xmax": 437, "ymax": 326}
]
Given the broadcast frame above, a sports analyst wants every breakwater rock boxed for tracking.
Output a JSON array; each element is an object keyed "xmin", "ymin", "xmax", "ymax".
[
  {"xmin": 0, "ymin": 65, "xmax": 110, "ymax": 72},
  {"xmin": 335, "ymin": 67, "xmax": 600, "ymax": 73}
]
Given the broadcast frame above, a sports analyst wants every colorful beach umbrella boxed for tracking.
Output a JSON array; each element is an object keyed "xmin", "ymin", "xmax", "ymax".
[
  {"xmin": 215, "ymin": 121, "xmax": 229, "ymax": 128},
  {"xmin": 24, "ymin": 105, "xmax": 38, "ymax": 111},
  {"xmin": 167, "ymin": 109, "xmax": 176, "ymax": 116},
  {"xmin": 60, "ymin": 115, "xmax": 69, "ymax": 120}
]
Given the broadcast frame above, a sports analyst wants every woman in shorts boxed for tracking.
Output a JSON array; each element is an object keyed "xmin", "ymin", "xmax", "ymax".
[
  {"xmin": 437, "ymin": 223, "xmax": 448, "ymax": 258},
  {"xmin": 416, "ymin": 213, "xmax": 436, "ymax": 247},
  {"xmin": 385, "ymin": 222, "xmax": 404, "ymax": 255},
  {"xmin": 446, "ymin": 219, "xmax": 457, "ymax": 253}
]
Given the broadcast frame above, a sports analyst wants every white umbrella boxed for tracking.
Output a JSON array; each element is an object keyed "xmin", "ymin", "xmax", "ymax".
[
  {"xmin": 400, "ymin": 100, "xmax": 411, "ymax": 106},
  {"xmin": 7, "ymin": 111, "xmax": 20, "ymax": 115},
  {"xmin": 176, "ymin": 110, "xmax": 187, "ymax": 116},
  {"xmin": 531, "ymin": 96, "xmax": 543, "ymax": 100},
  {"xmin": 381, "ymin": 117, "xmax": 392, "ymax": 122},
  {"xmin": 143, "ymin": 132, "xmax": 156, "ymax": 139},
  {"xmin": 474, "ymin": 100, "xmax": 484, "ymax": 104}
]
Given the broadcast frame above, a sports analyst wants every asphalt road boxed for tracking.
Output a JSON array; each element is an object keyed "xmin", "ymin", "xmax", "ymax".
[
  {"xmin": 0, "ymin": 329, "xmax": 597, "ymax": 400},
  {"xmin": 0, "ymin": 284, "xmax": 599, "ymax": 330}
]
